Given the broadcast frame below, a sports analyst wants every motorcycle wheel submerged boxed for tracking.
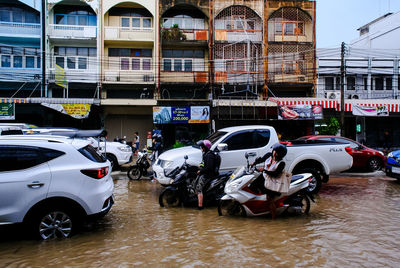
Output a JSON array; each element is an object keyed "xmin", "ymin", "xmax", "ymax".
[
  {"xmin": 218, "ymin": 200, "xmax": 246, "ymax": 217},
  {"xmin": 288, "ymin": 194, "xmax": 311, "ymax": 215},
  {"xmin": 159, "ymin": 189, "xmax": 181, "ymax": 207},
  {"xmin": 127, "ymin": 166, "xmax": 142, "ymax": 180}
]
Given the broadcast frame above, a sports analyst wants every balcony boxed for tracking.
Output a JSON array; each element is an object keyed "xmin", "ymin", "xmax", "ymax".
[
  {"xmin": 215, "ymin": 30, "xmax": 262, "ymax": 43},
  {"xmin": 48, "ymin": 24, "xmax": 97, "ymax": 40},
  {"xmin": 49, "ymin": 56, "xmax": 98, "ymax": 83},
  {"xmin": 160, "ymin": 71, "xmax": 208, "ymax": 84},
  {"xmin": 0, "ymin": 68, "xmax": 41, "ymax": 82},
  {"xmin": 104, "ymin": 27, "xmax": 154, "ymax": 43},
  {"xmin": 0, "ymin": 22, "xmax": 40, "ymax": 39},
  {"xmin": 103, "ymin": 56, "xmax": 155, "ymax": 84}
]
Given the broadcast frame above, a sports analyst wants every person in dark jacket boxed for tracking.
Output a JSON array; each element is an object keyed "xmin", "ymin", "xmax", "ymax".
[
  {"xmin": 251, "ymin": 143, "xmax": 287, "ymax": 219},
  {"xmin": 195, "ymin": 139, "xmax": 218, "ymax": 210}
]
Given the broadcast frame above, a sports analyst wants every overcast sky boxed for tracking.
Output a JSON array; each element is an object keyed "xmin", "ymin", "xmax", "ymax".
[{"xmin": 317, "ymin": 0, "xmax": 400, "ymax": 48}]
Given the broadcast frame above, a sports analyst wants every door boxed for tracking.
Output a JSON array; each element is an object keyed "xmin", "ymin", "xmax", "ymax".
[
  {"xmin": 335, "ymin": 138, "xmax": 364, "ymax": 168},
  {"xmin": 218, "ymin": 130, "xmax": 258, "ymax": 171},
  {"xmin": 0, "ymin": 145, "xmax": 51, "ymax": 223}
]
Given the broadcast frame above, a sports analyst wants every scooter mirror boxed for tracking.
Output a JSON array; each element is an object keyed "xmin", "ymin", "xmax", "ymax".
[
  {"xmin": 184, "ymin": 155, "xmax": 188, "ymax": 160},
  {"xmin": 245, "ymin": 152, "xmax": 249, "ymax": 159}
]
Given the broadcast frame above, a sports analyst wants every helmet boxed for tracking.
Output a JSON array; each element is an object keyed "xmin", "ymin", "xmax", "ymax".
[
  {"xmin": 272, "ymin": 143, "xmax": 287, "ymax": 159},
  {"xmin": 197, "ymin": 139, "xmax": 212, "ymax": 150}
]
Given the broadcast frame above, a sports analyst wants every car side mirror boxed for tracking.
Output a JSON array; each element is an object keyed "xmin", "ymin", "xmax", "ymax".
[{"xmin": 217, "ymin": 143, "xmax": 228, "ymax": 152}]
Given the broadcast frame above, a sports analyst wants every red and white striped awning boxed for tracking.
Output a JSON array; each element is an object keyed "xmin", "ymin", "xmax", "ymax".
[
  {"xmin": 270, "ymin": 98, "xmax": 337, "ymax": 109},
  {"xmin": 271, "ymin": 98, "xmax": 400, "ymax": 113}
]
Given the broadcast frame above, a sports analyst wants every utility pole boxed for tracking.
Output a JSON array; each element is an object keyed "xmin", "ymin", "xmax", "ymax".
[
  {"xmin": 41, "ymin": 0, "xmax": 46, "ymax": 97},
  {"xmin": 340, "ymin": 42, "xmax": 346, "ymax": 136}
]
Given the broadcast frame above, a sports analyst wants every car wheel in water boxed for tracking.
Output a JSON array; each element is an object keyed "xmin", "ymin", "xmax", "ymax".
[
  {"xmin": 298, "ymin": 168, "xmax": 322, "ymax": 195},
  {"xmin": 32, "ymin": 207, "xmax": 76, "ymax": 240},
  {"xmin": 218, "ymin": 200, "xmax": 246, "ymax": 216},
  {"xmin": 159, "ymin": 189, "xmax": 181, "ymax": 207},
  {"xmin": 106, "ymin": 154, "xmax": 119, "ymax": 171},
  {"xmin": 368, "ymin": 157, "xmax": 382, "ymax": 172},
  {"xmin": 127, "ymin": 166, "xmax": 142, "ymax": 180}
]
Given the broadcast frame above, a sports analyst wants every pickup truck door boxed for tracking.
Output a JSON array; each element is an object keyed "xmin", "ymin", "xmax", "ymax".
[{"xmin": 218, "ymin": 130, "xmax": 258, "ymax": 171}]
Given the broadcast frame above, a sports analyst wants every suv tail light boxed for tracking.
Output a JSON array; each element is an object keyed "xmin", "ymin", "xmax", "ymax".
[
  {"xmin": 81, "ymin": 167, "xmax": 109, "ymax": 179},
  {"xmin": 345, "ymin": 146, "xmax": 353, "ymax": 156}
]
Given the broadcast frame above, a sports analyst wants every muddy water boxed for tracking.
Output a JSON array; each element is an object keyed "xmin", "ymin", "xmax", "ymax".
[{"xmin": 1, "ymin": 174, "xmax": 400, "ymax": 267}]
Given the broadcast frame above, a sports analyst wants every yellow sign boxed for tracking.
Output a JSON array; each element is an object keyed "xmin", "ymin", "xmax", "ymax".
[
  {"xmin": 55, "ymin": 64, "xmax": 67, "ymax": 88},
  {"xmin": 61, "ymin": 104, "xmax": 91, "ymax": 118}
]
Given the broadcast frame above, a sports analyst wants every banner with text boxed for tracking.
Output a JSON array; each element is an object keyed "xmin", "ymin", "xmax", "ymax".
[
  {"xmin": 352, "ymin": 104, "xmax": 389, "ymax": 116},
  {"xmin": 0, "ymin": 103, "xmax": 15, "ymax": 120},
  {"xmin": 41, "ymin": 103, "xmax": 91, "ymax": 119},
  {"xmin": 153, "ymin": 106, "xmax": 210, "ymax": 124},
  {"xmin": 278, "ymin": 105, "xmax": 323, "ymax": 120}
]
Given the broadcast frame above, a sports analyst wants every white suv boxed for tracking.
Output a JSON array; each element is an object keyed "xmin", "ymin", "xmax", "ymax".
[{"xmin": 0, "ymin": 135, "xmax": 114, "ymax": 240}]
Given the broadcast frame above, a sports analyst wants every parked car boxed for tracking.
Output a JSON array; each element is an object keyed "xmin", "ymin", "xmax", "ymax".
[
  {"xmin": 153, "ymin": 125, "xmax": 353, "ymax": 194},
  {"xmin": 0, "ymin": 126, "xmax": 23, "ymax": 135},
  {"xmin": 385, "ymin": 150, "xmax": 400, "ymax": 179},
  {"xmin": 0, "ymin": 135, "xmax": 114, "ymax": 240},
  {"xmin": 293, "ymin": 136, "xmax": 386, "ymax": 172}
]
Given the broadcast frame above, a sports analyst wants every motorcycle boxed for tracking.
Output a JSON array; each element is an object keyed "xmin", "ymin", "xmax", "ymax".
[
  {"xmin": 127, "ymin": 149, "xmax": 154, "ymax": 180},
  {"xmin": 159, "ymin": 155, "xmax": 232, "ymax": 208},
  {"xmin": 218, "ymin": 153, "xmax": 315, "ymax": 217}
]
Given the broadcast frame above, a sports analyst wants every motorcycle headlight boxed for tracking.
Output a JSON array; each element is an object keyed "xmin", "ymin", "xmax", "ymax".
[
  {"xmin": 378, "ymin": 151, "xmax": 384, "ymax": 156},
  {"xmin": 118, "ymin": 146, "xmax": 132, "ymax": 152},
  {"xmin": 162, "ymin": 160, "xmax": 173, "ymax": 168},
  {"xmin": 388, "ymin": 152, "xmax": 393, "ymax": 158}
]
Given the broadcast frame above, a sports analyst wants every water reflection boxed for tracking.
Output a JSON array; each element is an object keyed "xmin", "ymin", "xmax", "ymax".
[{"xmin": 0, "ymin": 175, "xmax": 400, "ymax": 267}]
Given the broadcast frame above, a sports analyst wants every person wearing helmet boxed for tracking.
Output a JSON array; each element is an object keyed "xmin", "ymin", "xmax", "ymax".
[
  {"xmin": 251, "ymin": 143, "xmax": 287, "ymax": 219},
  {"xmin": 194, "ymin": 139, "xmax": 218, "ymax": 210}
]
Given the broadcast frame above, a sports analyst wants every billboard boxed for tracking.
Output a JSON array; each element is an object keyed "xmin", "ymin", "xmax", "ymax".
[
  {"xmin": 278, "ymin": 105, "xmax": 323, "ymax": 120},
  {"xmin": 352, "ymin": 105, "xmax": 389, "ymax": 117},
  {"xmin": 0, "ymin": 103, "xmax": 15, "ymax": 120},
  {"xmin": 153, "ymin": 106, "xmax": 210, "ymax": 124}
]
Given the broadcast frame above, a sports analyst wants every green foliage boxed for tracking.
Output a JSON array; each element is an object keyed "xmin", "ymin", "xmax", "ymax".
[
  {"xmin": 320, "ymin": 117, "xmax": 341, "ymax": 135},
  {"xmin": 172, "ymin": 141, "xmax": 186, "ymax": 149},
  {"xmin": 161, "ymin": 24, "xmax": 187, "ymax": 41}
]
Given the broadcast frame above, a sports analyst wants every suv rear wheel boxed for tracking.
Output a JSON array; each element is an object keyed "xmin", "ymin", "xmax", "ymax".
[{"xmin": 30, "ymin": 206, "xmax": 78, "ymax": 240}]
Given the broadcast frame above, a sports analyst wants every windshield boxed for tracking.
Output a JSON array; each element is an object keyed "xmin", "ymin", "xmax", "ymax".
[{"xmin": 192, "ymin": 131, "xmax": 228, "ymax": 149}]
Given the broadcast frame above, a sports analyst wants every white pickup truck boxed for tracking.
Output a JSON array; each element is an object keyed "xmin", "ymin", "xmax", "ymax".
[{"xmin": 152, "ymin": 125, "xmax": 353, "ymax": 193}]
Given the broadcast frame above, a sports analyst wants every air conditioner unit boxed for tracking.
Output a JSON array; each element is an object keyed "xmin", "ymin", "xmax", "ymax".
[
  {"xmin": 105, "ymin": 73, "xmax": 119, "ymax": 82},
  {"xmin": 298, "ymin": 75, "xmax": 306, "ymax": 82},
  {"xmin": 143, "ymin": 75, "xmax": 153, "ymax": 82},
  {"xmin": 351, "ymin": 94, "xmax": 359, "ymax": 99},
  {"xmin": 326, "ymin": 91, "xmax": 341, "ymax": 100},
  {"xmin": 33, "ymin": 74, "xmax": 40, "ymax": 80}
]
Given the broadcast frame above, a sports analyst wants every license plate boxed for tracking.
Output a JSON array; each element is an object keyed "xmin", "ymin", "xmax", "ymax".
[{"xmin": 392, "ymin": 167, "xmax": 400, "ymax": 174}]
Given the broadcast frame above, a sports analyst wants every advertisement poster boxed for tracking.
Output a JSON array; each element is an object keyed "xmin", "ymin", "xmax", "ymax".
[
  {"xmin": 352, "ymin": 104, "xmax": 389, "ymax": 117},
  {"xmin": 0, "ymin": 103, "xmax": 15, "ymax": 120},
  {"xmin": 153, "ymin": 106, "xmax": 210, "ymax": 124},
  {"xmin": 189, "ymin": 106, "xmax": 210, "ymax": 123},
  {"xmin": 41, "ymin": 103, "xmax": 91, "ymax": 119},
  {"xmin": 278, "ymin": 105, "xmax": 323, "ymax": 120}
]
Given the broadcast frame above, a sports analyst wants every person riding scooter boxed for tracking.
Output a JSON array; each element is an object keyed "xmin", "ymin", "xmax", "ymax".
[
  {"xmin": 194, "ymin": 139, "xmax": 219, "ymax": 210},
  {"xmin": 251, "ymin": 143, "xmax": 288, "ymax": 219}
]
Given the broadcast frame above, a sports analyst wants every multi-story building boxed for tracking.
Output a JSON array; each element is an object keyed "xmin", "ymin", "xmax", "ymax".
[
  {"xmin": 100, "ymin": 0, "xmax": 157, "ymax": 145},
  {"xmin": 0, "ymin": 0, "xmax": 42, "ymax": 98}
]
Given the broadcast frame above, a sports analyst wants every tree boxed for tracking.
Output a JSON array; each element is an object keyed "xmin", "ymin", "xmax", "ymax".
[{"xmin": 320, "ymin": 117, "xmax": 340, "ymax": 136}]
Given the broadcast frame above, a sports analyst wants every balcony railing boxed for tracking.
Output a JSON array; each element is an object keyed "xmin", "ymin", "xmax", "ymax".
[
  {"xmin": 48, "ymin": 24, "xmax": 97, "ymax": 39},
  {"xmin": 0, "ymin": 21, "xmax": 40, "ymax": 37},
  {"xmin": 215, "ymin": 29, "xmax": 262, "ymax": 42},
  {"xmin": 160, "ymin": 71, "xmax": 208, "ymax": 83},
  {"xmin": 0, "ymin": 68, "xmax": 41, "ymax": 82},
  {"xmin": 104, "ymin": 26, "xmax": 154, "ymax": 41}
]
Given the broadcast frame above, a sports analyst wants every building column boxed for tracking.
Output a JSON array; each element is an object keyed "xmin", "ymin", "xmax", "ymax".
[
  {"xmin": 394, "ymin": 58, "xmax": 399, "ymax": 99},
  {"xmin": 368, "ymin": 58, "xmax": 372, "ymax": 98}
]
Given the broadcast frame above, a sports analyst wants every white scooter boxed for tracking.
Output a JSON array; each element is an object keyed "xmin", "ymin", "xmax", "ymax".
[{"xmin": 218, "ymin": 153, "xmax": 315, "ymax": 217}]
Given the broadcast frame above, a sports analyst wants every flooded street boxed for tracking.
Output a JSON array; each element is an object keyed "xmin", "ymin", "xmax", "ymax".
[{"xmin": 1, "ymin": 173, "xmax": 400, "ymax": 267}]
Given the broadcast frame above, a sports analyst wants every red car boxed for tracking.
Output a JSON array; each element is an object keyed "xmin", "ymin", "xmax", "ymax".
[{"xmin": 293, "ymin": 135, "xmax": 386, "ymax": 172}]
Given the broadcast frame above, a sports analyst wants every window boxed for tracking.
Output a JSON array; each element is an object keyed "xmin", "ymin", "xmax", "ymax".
[
  {"xmin": 184, "ymin": 60, "xmax": 192, "ymax": 71},
  {"xmin": 121, "ymin": 17, "xmax": 130, "ymax": 27},
  {"xmin": 222, "ymin": 131, "xmax": 255, "ymax": 151},
  {"xmin": 143, "ymin": 18, "xmax": 151, "ymax": 28},
  {"xmin": 67, "ymin": 57, "xmax": 75, "ymax": 69},
  {"xmin": 53, "ymin": 6, "xmax": 96, "ymax": 26},
  {"xmin": 1, "ymin": 55, "xmax": 10, "ymax": 67},
  {"xmin": 56, "ymin": 57, "xmax": 64, "ymax": 68},
  {"xmin": 13, "ymin": 56, "xmax": 22, "ymax": 68},
  {"xmin": 78, "ymin": 57, "xmax": 87, "ymax": 69},
  {"xmin": 347, "ymin": 77, "xmax": 355, "ymax": 90},
  {"xmin": 386, "ymin": 78, "xmax": 392, "ymax": 91},
  {"xmin": 0, "ymin": 146, "xmax": 43, "ymax": 172},
  {"xmin": 285, "ymin": 23, "xmax": 294, "ymax": 35},
  {"xmin": 109, "ymin": 48, "xmax": 151, "ymax": 58},
  {"xmin": 121, "ymin": 58, "xmax": 129, "ymax": 70},
  {"xmin": 255, "ymin": 130, "xmax": 270, "ymax": 148},
  {"xmin": 132, "ymin": 58, "xmax": 140, "ymax": 70},
  {"xmin": 325, "ymin": 77, "xmax": 334, "ymax": 91},
  {"xmin": 142, "ymin": 59, "xmax": 151, "ymax": 70},
  {"xmin": 78, "ymin": 145, "xmax": 106, "ymax": 163},
  {"xmin": 174, "ymin": 59, "xmax": 182, "ymax": 71},
  {"xmin": 26, "ymin": 56, "xmax": 34, "ymax": 68},
  {"xmin": 163, "ymin": 59, "xmax": 171, "ymax": 71},
  {"xmin": 335, "ymin": 138, "xmax": 359, "ymax": 149},
  {"xmin": 364, "ymin": 77, "xmax": 368, "ymax": 91},
  {"xmin": 375, "ymin": 77, "xmax": 384, "ymax": 90},
  {"xmin": 132, "ymin": 18, "xmax": 140, "ymax": 28},
  {"xmin": 0, "ymin": 6, "xmax": 39, "ymax": 24}
]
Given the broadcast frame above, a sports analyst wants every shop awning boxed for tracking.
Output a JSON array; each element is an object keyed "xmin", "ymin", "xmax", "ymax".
[
  {"xmin": 343, "ymin": 100, "xmax": 400, "ymax": 112},
  {"xmin": 270, "ymin": 98, "xmax": 337, "ymax": 109},
  {"xmin": 0, "ymin": 98, "xmax": 100, "ymax": 104}
]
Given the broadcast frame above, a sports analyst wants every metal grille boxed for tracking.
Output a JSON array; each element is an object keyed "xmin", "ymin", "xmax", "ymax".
[
  {"xmin": 269, "ymin": 7, "xmax": 311, "ymax": 22},
  {"xmin": 216, "ymin": 5, "xmax": 261, "ymax": 20}
]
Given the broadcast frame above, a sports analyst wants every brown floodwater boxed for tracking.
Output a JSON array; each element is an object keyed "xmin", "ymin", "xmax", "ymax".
[{"xmin": 1, "ymin": 173, "xmax": 400, "ymax": 267}]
